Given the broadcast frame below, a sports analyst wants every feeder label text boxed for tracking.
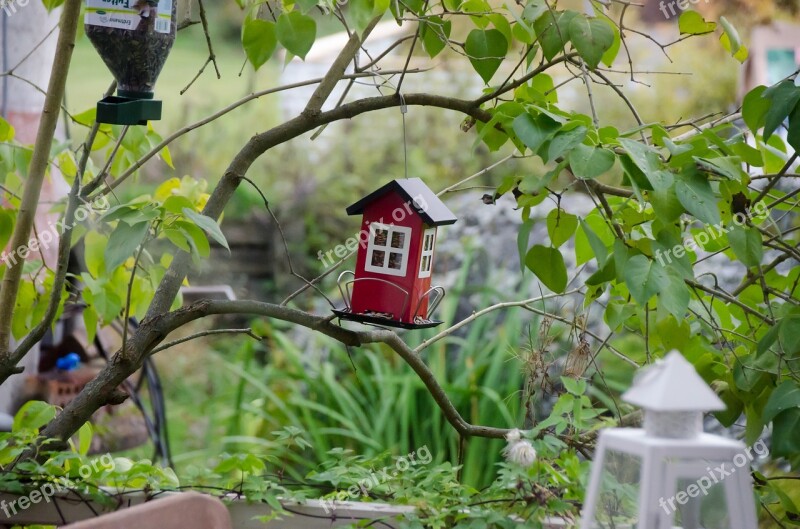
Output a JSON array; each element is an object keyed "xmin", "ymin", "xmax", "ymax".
[{"xmin": 86, "ymin": 0, "xmax": 172, "ymax": 34}]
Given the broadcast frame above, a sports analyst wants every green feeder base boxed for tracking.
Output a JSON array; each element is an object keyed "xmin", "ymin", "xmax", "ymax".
[{"xmin": 96, "ymin": 92, "xmax": 162, "ymax": 126}]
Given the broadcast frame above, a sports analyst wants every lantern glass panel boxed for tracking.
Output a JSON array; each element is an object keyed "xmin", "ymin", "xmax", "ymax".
[
  {"xmin": 665, "ymin": 477, "xmax": 732, "ymax": 529},
  {"xmin": 589, "ymin": 450, "xmax": 643, "ymax": 529},
  {"xmin": 371, "ymin": 251, "xmax": 386, "ymax": 266}
]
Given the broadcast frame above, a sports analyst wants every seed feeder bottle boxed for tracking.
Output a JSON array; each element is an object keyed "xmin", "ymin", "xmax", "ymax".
[
  {"xmin": 580, "ymin": 351, "xmax": 758, "ymax": 529},
  {"xmin": 85, "ymin": 0, "xmax": 176, "ymax": 125}
]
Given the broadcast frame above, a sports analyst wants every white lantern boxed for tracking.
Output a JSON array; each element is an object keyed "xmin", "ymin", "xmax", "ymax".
[{"xmin": 580, "ymin": 351, "xmax": 759, "ymax": 529}]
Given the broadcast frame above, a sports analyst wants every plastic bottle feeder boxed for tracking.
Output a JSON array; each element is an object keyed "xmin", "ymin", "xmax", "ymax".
[{"xmin": 85, "ymin": 0, "xmax": 176, "ymax": 125}]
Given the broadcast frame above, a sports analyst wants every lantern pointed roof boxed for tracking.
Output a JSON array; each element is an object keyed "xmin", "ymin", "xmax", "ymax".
[
  {"xmin": 346, "ymin": 178, "xmax": 457, "ymax": 226},
  {"xmin": 622, "ymin": 351, "xmax": 725, "ymax": 412}
]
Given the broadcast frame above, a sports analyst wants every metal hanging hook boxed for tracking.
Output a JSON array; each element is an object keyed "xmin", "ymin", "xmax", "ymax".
[{"xmin": 398, "ymin": 92, "xmax": 408, "ymax": 180}]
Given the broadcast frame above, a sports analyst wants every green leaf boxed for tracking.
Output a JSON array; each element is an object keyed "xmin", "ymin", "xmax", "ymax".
[
  {"xmin": 600, "ymin": 15, "xmax": 620, "ymax": 67},
  {"xmin": 568, "ymin": 144, "xmax": 615, "ymax": 179},
  {"xmin": 719, "ymin": 16, "xmax": 748, "ymax": 63},
  {"xmin": 650, "ymin": 187, "xmax": 685, "ymax": 224},
  {"xmin": 182, "ymin": 208, "xmax": 230, "ymax": 251},
  {"xmin": 420, "ymin": 17, "xmax": 451, "ymax": 58},
  {"xmin": 675, "ymin": 169, "xmax": 720, "ymax": 225},
  {"xmin": 771, "ymin": 408, "xmax": 800, "ymax": 458},
  {"xmin": 742, "ymin": 85, "xmax": 770, "ymax": 133},
  {"xmin": 546, "ymin": 126, "xmax": 586, "ymax": 162},
  {"xmin": 13, "ymin": 401, "xmax": 56, "ymax": 432},
  {"xmin": 525, "ymin": 245, "xmax": 568, "ymax": 293},
  {"xmin": 779, "ymin": 315, "xmax": 800, "ymax": 358},
  {"xmin": 296, "ymin": 0, "xmax": 319, "ymax": 13},
  {"xmin": 464, "ymin": 29, "xmax": 508, "ymax": 83},
  {"xmin": 561, "ymin": 377, "xmax": 586, "ymax": 396},
  {"xmin": 77, "ymin": 422, "xmax": 94, "ymax": 456},
  {"xmin": 762, "ymin": 81, "xmax": 800, "ymax": 142},
  {"xmin": 84, "ymin": 231, "xmax": 106, "ymax": 278},
  {"xmin": 242, "ymin": 19, "xmax": 278, "ymax": 71},
  {"xmin": 604, "ymin": 301, "xmax": 637, "ymax": 331},
  {"xmin": 104, "ymin": 221, "xmax": 149, "ymax": 274},
  {"xmin": 567, "ymin": 15, "xmax": 614, "ymax": 69},
  {"xmin": 177, "ymin": 222, "xmax": 212, "ymax": 258},
  {"xmin": 623, "ymin": 255, "xmax": 676, "ymax": 309},
  {"xmin": 787, "ymin": 102, "xmax": 800, "ymax": 154},
  {"xmin": 521, "ymin": 0, "xmax": 546, "ymax": 23},
  {"xmin": 727, "ymin": 227, "xmax": 762, "ymax": 268},
  {"xmin": 533, "ymin": 9, "xmax": 577, "ymax": 61},
  {"xmin": 0, "ymin": 116, "xmax": 15, "ymax": 142},
  {"xmin": 657, "ymin": 265, "xmax": 690, "ymax": 319},
  {"xmin": 763, "ymin": 381, "xmax": 800, "ymax": 423},
  {"xmin": 757, "ymin": 321, "xmax": 781, "ymax": 356},
  {"xmin": 517, "ymin": 219, "xmax": 534, "ymax": 273},
  {"xmin": 677, "ymin": 11, "xmax": 716, "ymax": 35},
  {"xmin": 546, "ymin": 209, "xmax": 578, "ymax": 248},
  {"xmin": 577, "ymin": 217, "xmax": 608, "ymax": 267},
  {"xmin": 42, "ymin": 0, "xmax": 65, "ymax": 10},
  {"xmin": 512, "ymin": 112, "xmax": 561, "ymax": 153},
  {"xmin": 349, "ymin": 0, "xmax": 389, "ymax": 34},
  {"xmin": 163, "ymin": 228, "xmax": 192, "ymax": 254},
  {"xmin": 0, "ymin": 209, "xmax": 14, "ymax": 253},
  {"xmin": 277, "ymin": 12, "xmax": 317, "ymax": 60},
  {"xmin": 618, "ymin": 138, "xmax": 665, "ymax": 187}
]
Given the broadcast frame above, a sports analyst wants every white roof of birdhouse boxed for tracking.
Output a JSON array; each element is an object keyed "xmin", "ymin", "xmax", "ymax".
[{"xmin": 622, "ymin": 351, "xmax": 725, "ymax": 412}]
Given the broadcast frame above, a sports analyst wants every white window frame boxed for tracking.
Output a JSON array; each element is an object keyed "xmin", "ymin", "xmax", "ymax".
[
  {"xmin": 418, "ymin": 228, "xmax": 436, "ymax": 278},
  {"xmin": 364, "ymin": 223, "xmax": 412, "ymax": 277}
]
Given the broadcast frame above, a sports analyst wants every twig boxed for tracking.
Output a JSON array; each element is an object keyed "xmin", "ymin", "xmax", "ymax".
[
  {"xmin": 179, "ymin": 0, "xmax": 221, "ymax": 95},
  {"xmin": 150, "ymin": 328, "xmax": 263, "ymax": 354},
  {"xmin": 414, "ymin": 291, "xmax": 579, "ymax": 354}
]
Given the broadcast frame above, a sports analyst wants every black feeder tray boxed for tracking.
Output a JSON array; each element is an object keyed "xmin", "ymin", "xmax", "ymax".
[
  {"xmin": 332, "ymin": 309, "xmax": 443, "ymax": 330},
  {"xmin": 96, "ymin": 92, "xmax": 163, "ymax": 126}
]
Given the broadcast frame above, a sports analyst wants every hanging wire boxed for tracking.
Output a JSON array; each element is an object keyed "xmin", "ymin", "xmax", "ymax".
[{"xmin": 399, "ymin": 92, "xmax": 408, "ymax": 179}]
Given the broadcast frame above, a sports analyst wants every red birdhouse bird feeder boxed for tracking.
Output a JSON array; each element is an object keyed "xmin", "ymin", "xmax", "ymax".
[{"xmin": 333, "ymin": 178, "xmax": 457, "ymax": 329}]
